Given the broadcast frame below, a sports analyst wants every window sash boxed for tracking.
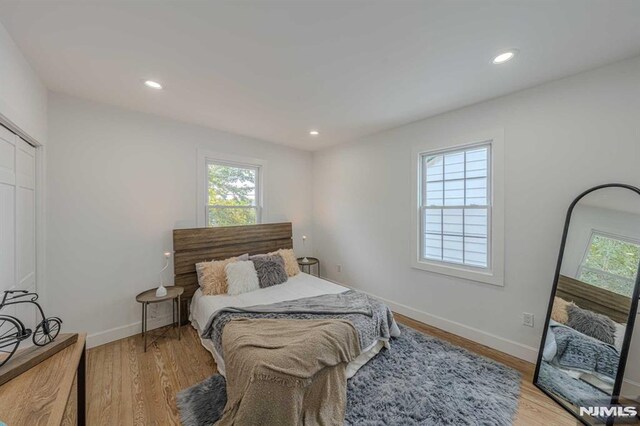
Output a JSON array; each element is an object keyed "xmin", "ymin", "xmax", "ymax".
[
  {"xmin": 205, "ymin": 159, "xmax": 262, "ymax": 226},
  {"xmin": 577, "ymin": 230, "xmax": 640, "ymax": 286},
  {"xmin": 420, "ymin": 206, "xmax": 491, "ymax": 268},
  {"xmin": 206, "ymin": 161, "xmax": 260, "ymax": 207},
  {"xmin": 419, "ymin": 143, "xmax": 491, "ymax": 269}
]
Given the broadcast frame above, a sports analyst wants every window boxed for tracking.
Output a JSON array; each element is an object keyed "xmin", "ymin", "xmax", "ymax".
[
  {"xmin": 197, "ymin": 150, "xmax": 264, "ymax": 227},
  {"xmin": 421, "ymin": 144, "xmax": 490, "ymax": 268},
  {"xmin": 411, "ymin": 131, "xmax": 504, "ymax": 286},
  {"xmin": 578, "ymin": 232, "xmax": 640, "ymax": 297}
]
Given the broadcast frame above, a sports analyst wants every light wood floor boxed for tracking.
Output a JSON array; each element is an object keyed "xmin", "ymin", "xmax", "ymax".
[{"xmin": 86, "ymin": 314, "xmax": 576, "ymax": 425}]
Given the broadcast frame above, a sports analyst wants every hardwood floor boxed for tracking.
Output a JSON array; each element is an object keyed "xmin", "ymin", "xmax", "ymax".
[{"xmin": 86, "ymin": 315, "xmax": 576, "ymax": 425}]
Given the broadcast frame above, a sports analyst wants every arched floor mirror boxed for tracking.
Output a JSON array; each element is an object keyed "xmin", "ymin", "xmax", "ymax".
[{"xmin": 534, "ymin": 184, "xmax": 640, "ymax": 425}]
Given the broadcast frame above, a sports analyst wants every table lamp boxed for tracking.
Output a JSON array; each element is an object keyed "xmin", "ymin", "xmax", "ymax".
[
  {"xmin": 156, "ymin": 251, "xmax": 171, "ymax": 297},
  {"xmin": 302, "ymin": 235, "xmax": 309, "ymax": 263}
]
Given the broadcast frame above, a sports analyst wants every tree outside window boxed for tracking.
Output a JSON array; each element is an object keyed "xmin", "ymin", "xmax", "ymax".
[
  {"xmin": 578, "ymin": 232, "xmax": 640, "ymax": 297},
  {"xmin": 207, "ymin": 162, "xmax": 260, "ymax": 226}
]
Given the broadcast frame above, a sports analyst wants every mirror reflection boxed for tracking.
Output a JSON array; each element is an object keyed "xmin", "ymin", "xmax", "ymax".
[{"xmin": 536, "ymin": 187, "xmax": 640, "ymax": 424}]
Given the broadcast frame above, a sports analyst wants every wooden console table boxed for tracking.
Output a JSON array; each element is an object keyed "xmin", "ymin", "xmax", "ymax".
[{"xmin": 0, "ymin": 333, "xmax": 87, "ymax": 425}]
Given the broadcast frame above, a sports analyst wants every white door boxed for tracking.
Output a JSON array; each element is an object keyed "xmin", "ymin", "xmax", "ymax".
[
  {"xmin": 0, "ymin": 126, "xmax": 16, "ymax": 296},
  {"xmin": 16, "ymin": 138, "xmax": 36, "ymax": 291},
  {"xmin": 0, "ymin": 127, "xmax": 37, "ymax": 331}
]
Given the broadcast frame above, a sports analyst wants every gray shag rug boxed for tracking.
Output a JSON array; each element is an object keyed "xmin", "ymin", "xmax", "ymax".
[{"xmin": 177, "ymin": 325, "xmax": 521, "ymax": 425}]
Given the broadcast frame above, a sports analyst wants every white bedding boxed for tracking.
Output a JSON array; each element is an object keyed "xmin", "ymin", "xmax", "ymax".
[{"xmin": 190, "ymin": 272, "xmax": 386, "ymax": 378}]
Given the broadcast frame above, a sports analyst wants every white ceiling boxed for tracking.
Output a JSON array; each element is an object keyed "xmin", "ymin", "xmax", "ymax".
[{"xmin": 1, "ymin": 1, "xmax": 640, "ymax": 151}]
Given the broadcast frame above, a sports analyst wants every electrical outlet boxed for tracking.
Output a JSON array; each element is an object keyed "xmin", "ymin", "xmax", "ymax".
[
  {"xmin": 337, "ymin": 264, "xmax": 342, "ymax": 273},
  {"xmin": 523, "ymin": 312, "xmax": 534, "ymax": 327}
]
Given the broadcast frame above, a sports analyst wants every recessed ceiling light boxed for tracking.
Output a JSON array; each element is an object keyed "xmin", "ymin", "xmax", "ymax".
[
  {"xmin": 309, "ymin": 130, "xmax": 319, "ymax": 136},
  {"xmin": 144, "ymin": 80, "xmax": 163, "ymax": 89},
  {"xmin": 492, "ymin": 50, "xmax": 518, "ymax": 64}
]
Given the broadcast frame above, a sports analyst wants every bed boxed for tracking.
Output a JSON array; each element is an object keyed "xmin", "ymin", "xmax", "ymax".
[
  {"xmin": 540, "ymin": 276, "xmax": 629, "ymax": 401},
  {"xmin": 190, "ymin": 272, "xmax": 396, "ymax": 377},
  {"xmin": 542, "ymin": 319, "xmax": 622, "ymax": 393},
  {"xmin": 173, "ymin": 222, "xmax": 399, "ymax": 378}
]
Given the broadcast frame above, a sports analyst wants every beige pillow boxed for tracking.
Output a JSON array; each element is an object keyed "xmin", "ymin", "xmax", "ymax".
[
  {"xmin": 551, "ymin": 296, "xmax": 573, "ymax": 324},
  {"xmin": 196, "ymin": 254, "xmax": 248, "ymax": 295},
  {"xmin": 275, "ymin": 248, "xmax": 300, "ymax": 277}
]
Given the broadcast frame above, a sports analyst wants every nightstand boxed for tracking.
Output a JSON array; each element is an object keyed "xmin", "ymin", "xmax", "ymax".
[
  {"xmin": 297, "ymin": 257, "xmax": 320, "ymax": 277},
  {"xmin": 135, "ymin": 286, "xmax": 184, "ymax": 352}
]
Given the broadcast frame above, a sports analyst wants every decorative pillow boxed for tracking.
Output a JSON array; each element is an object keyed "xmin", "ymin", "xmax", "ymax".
[
  {"xmin": 551, "ymin": 297, "xmax": 573, "ymax": 324},
  {"xmin": 275, "ymin": 248, "xmax": 300, "ymax": 277},
  {"xmin": 196, "ymin": 253, "xmax": 249, "ymax": 295},
  {"xmin": 251, "ymin": 255, "xmax": 288, "ymax": 288},
  {"xmin": 567, "ymin": 304, "xmax": 616, "ymax": 345},
  {"xmin": 225, "ymin": 261, "xmax": 260, "ymax": 295},
  {"xmin": 614, "ymin": 322, "xmax": 627, "ymax": 351}
]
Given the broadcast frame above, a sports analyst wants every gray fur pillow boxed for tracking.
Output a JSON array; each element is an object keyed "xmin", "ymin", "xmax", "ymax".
[
  {"xmin": 251, "ymin": 255, "xmax": 288, "ymax": 288},
  {"xmin": 567, "ymin": 304, "xmax": 616, "ymax": 345}
]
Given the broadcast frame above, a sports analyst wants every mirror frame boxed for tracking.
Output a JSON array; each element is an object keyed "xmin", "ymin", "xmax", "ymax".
[{"xmin": 533, "ymin": 183, "xmax": 640, "ymax": 426}]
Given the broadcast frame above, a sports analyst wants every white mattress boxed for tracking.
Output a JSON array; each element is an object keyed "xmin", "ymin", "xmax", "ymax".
[{"xmin": 190, "ymin": 272, "xmax": 386, "ymax": 378}]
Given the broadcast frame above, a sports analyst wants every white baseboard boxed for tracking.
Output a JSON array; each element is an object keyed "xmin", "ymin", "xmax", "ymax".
[
  {"xmin": 322, "ymin": 276, "xmax": 539, "ymax": 363},
  {"xmin": 370, "ymin": 291, "xmax": 539, "ymax": 362},
  {"xmin": 87, "ymin": 314, "xmax": 174, "ymax": 348}
]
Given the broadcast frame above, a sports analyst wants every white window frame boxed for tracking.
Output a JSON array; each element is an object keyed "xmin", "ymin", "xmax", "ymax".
[
  {"xmin": 411, "ymin": 129, "xmax": 505, "ymax": 286},
  {"xmin": 577, "ymin": 229, "xmax": 640, "ymax": 292},
  {"xmin": 196, "ymin": 149, "xmax": 265, "ymax": 227}
]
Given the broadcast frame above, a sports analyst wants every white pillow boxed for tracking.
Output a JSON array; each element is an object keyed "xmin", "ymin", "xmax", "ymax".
[
  {"xmin": 225, "ymin": 261, "xmax": 260, "ymax": 296},
  {"xmin": 614, "ymin": 322, "xmax": 627, "ymax": 351}
]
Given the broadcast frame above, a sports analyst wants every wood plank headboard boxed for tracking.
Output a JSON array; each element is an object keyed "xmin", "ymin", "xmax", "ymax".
[
  {"xmin": 172, "ymin": 222, "xmax": 293, "ymax": 319},
  {"xmin": 557, "ymin": 274, "xmax": 632, "ymax": 323}
]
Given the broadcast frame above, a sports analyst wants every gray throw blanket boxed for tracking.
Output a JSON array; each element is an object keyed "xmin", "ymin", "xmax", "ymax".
[
  {"xmin": 551, "ymin": 325, "xmax": 619, "ymax": 380},
  {"xmin": 201, "ymin": 290, "xmax": 400, "ymax": 368}
]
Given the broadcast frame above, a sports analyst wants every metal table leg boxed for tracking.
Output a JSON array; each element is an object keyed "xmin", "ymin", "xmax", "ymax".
[
  {"xmin": 143, "ymin": 302, "xmax": 147, "ymax": 352},
  {"xmin": 177, "ymin": 294, "xmax": 181, "ymax": 340}
]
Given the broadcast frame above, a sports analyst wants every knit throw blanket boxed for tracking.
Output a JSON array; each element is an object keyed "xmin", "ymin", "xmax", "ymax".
[
  {"xmin": 215, "ymin": 318, "xmax": 360, "ymax": 426},
  {"xmin": 201, "ymin": 290, "xmax": 400, "ymax": 375},
  {"xmin": 552, "ymin": 325, "xmax": 619, "ymax": 380}
]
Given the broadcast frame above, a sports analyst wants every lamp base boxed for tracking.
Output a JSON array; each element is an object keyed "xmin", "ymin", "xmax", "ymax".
[{"xmin": 155, "ymin": 285, "xmax": 167, "ymax": 297}]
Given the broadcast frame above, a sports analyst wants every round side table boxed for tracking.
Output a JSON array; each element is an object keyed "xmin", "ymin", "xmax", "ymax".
[
  {"xmin": 136, "ymin": 286, "xmax": 184, "ymax": 352},
  {"xmin": 297, "ymin": 257, "xmax": 320, "ymax": 277}
]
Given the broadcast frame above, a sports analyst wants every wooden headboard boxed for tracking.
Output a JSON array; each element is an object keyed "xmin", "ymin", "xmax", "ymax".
[
  {"xmin": 173, "ymin": 222, "xmax": 293, "ymax": 320},
  {"xmin": 557, "ymin": 274, "xmax": 632, "ymax": 323}
]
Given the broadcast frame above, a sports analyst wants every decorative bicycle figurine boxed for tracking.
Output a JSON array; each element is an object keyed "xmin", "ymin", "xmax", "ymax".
[{"xmin": 0, "ymin": 290, "xmax": 62, "ymax": 367}]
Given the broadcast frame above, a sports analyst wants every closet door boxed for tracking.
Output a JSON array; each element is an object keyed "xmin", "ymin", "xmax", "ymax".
[
  {"xmin": 16, "ymin": 138, "xmax": 36, "ymax": 291},
  {"xmin": 15, "ymin": 138, "xmax": 36, "ymax": 330},
  {"xmin": 0, "ymin": 126, "xmax": 16, "ymax": 295},
  {"xmin": 0, "ymin": 129, "xmax": 37, "ymax": 331}
]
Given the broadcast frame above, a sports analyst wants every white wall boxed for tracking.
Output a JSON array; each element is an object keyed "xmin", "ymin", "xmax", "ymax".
[
  {"xmin": 312, "ymin": 55, "xmax": 640, "ymax": 369},
  {"xmin": 47, "ymin": 93, "xmax": 314, "ymax": 347},
  {"xmin": 0, "ymin": 22, "xmax": 47, "ymax": 145}
]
